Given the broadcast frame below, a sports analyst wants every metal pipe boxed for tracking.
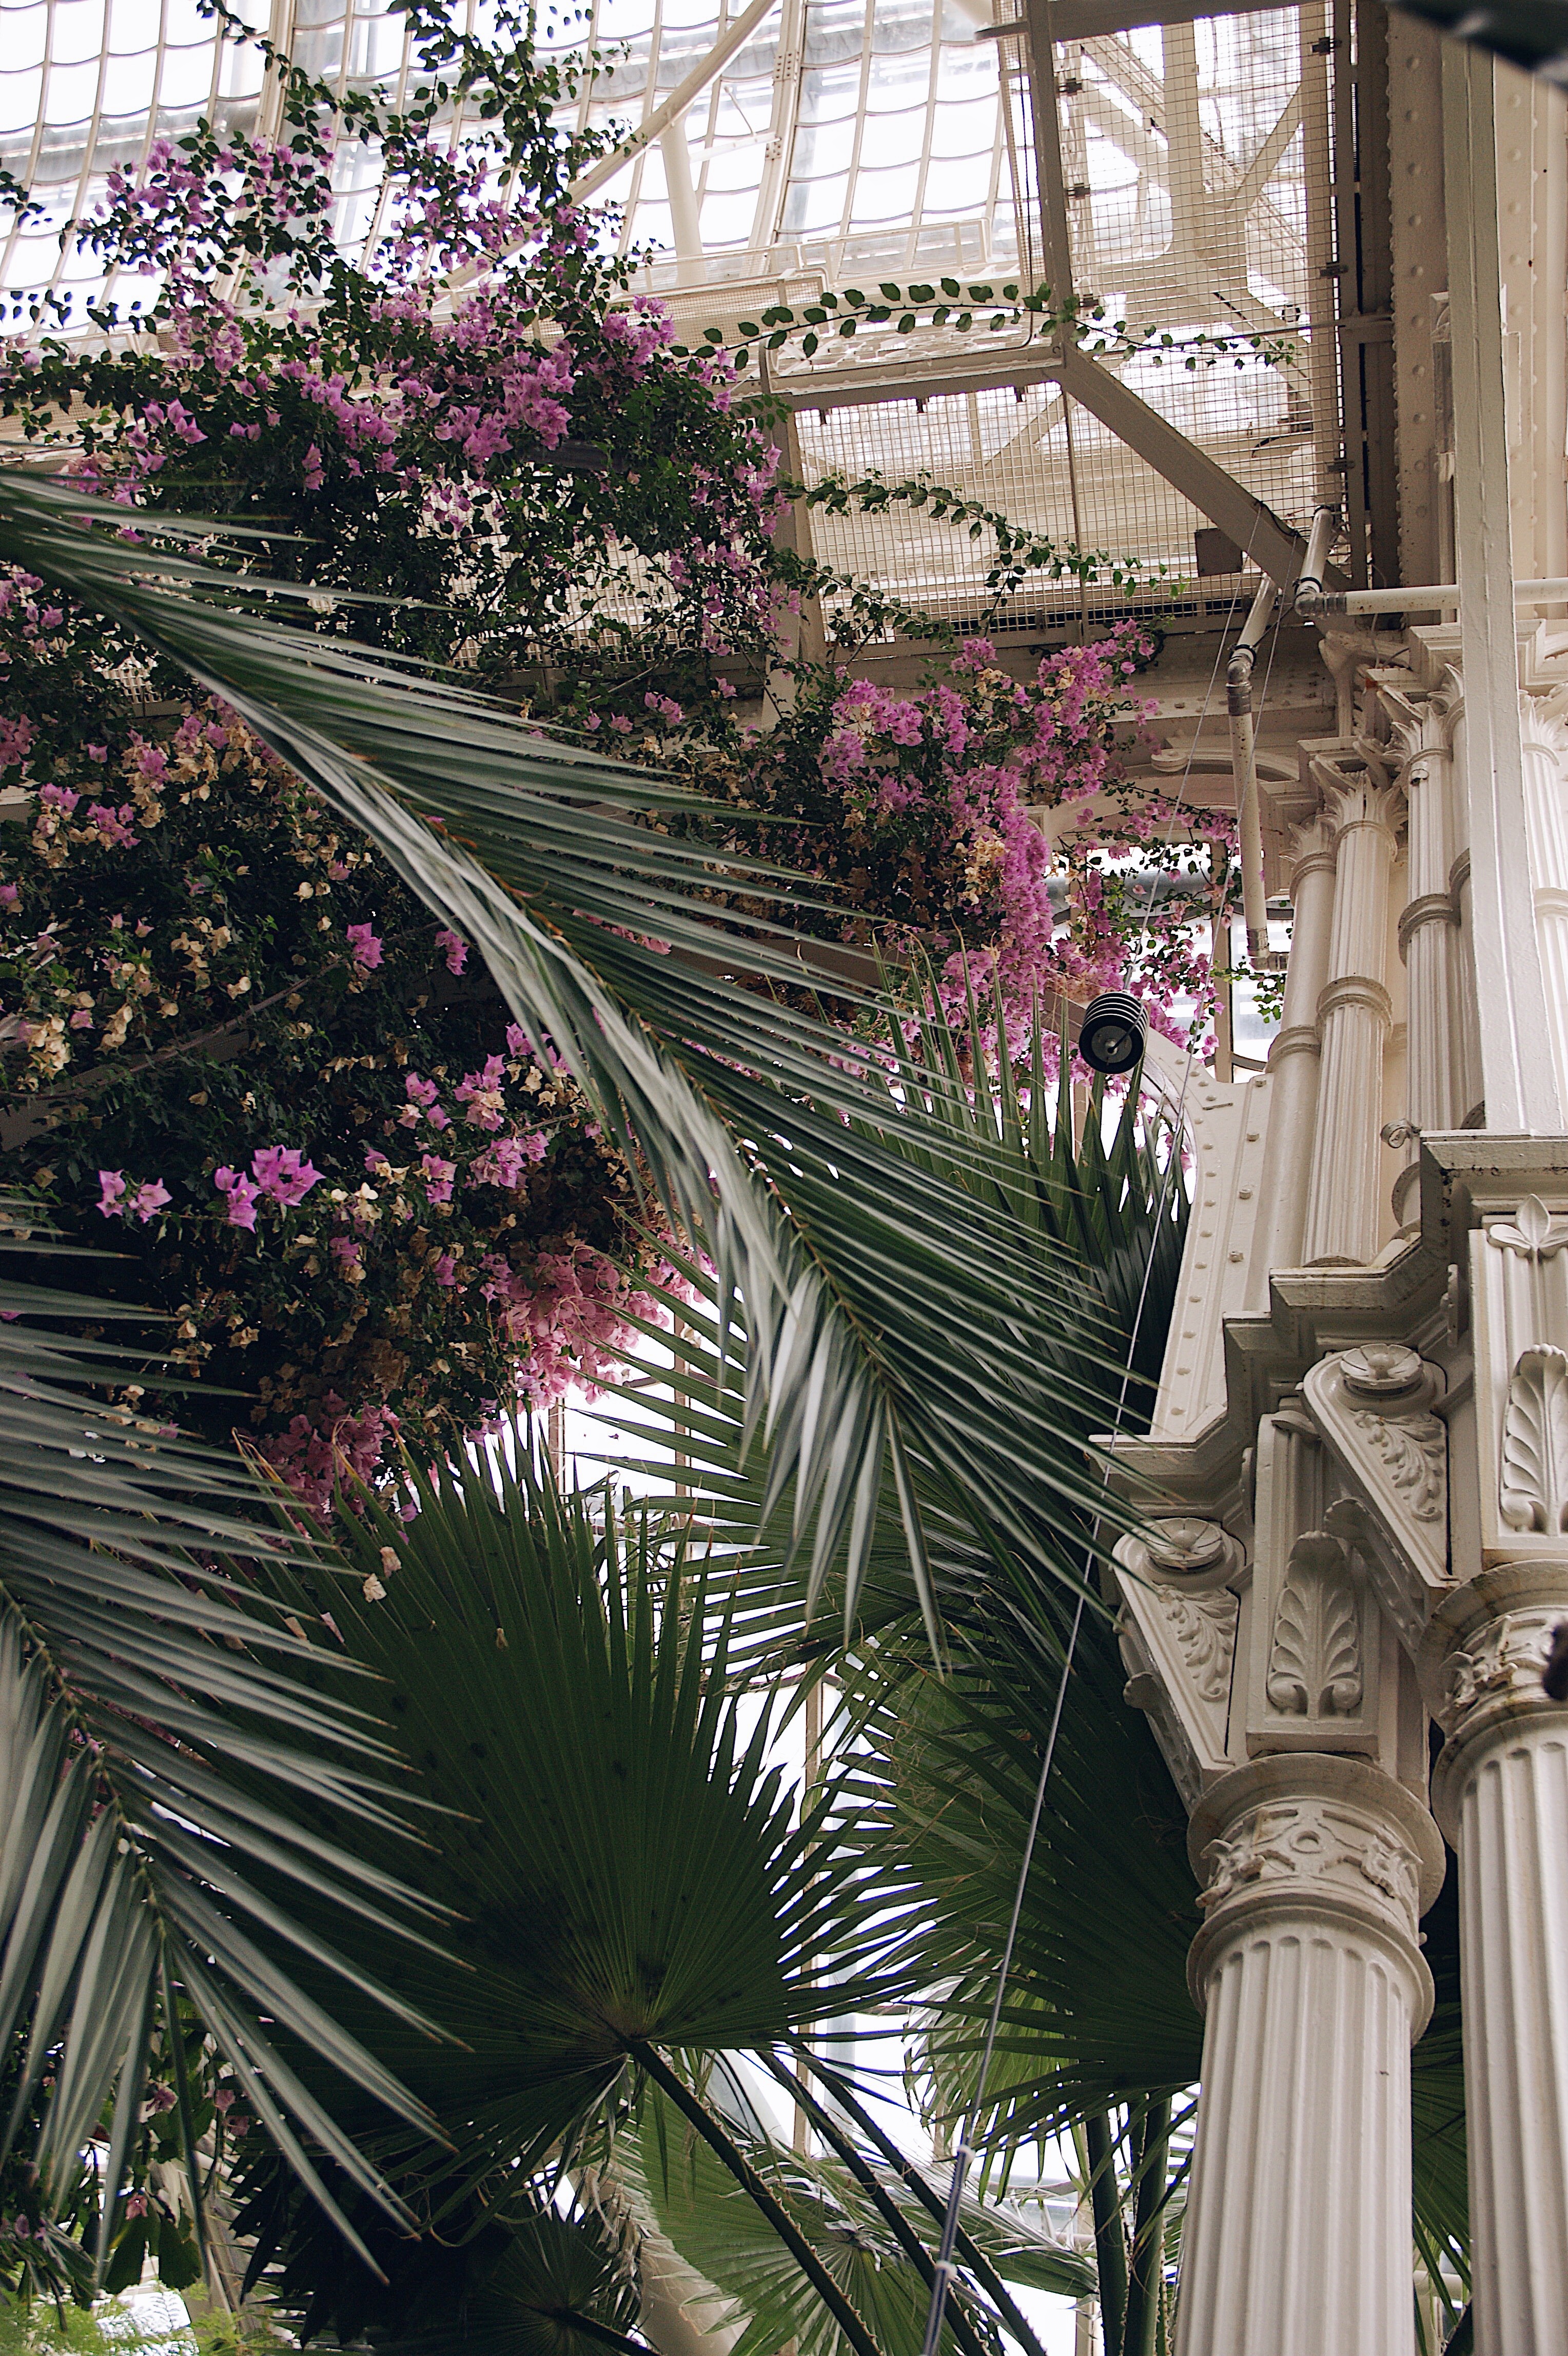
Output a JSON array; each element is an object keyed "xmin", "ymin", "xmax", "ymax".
[
  {"xmin": 1227, "ymin": 573, "xmax": 1280, "ymax": 964},
  {"xmin": 1289, "ymin": 504, "xmax": 1340, "ymax": 620},
  {"xmin": 1310, "ymin": 577, "xmax": 1568, "ymax": 613}
]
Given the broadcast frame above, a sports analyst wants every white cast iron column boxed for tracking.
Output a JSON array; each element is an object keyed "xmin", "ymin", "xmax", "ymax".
[
  {"xmin": 1518, "ymin": 699, "xmax": 1568, "ymax": 1116},
  {"xmin": 1394, "ymin": 693, "xmax": 1468, "ymax": 1138},
  {"xmin": 1173, "ymin": 1756, "xmax": 1445, "ymax": 2356},
  {"xmin": 1302, "ymin": 778, "xmax": 1404, "ymax": 1267},
  {"xmin": 1251, "ymin": 814, "xmax": 1335, "ymax": 1277},
  {"xmin": 1423, "ymin": 1566, "xmax": 1568, "ymax": 2356}
]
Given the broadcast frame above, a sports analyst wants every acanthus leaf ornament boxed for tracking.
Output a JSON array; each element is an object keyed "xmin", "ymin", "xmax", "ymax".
[
  {"xmin": 1347, "ymin": 1406, "xmax": 1447, "ymax": 1524},
  {"xmin": 1161, "ymin": 1589, "xmax": 1239, "ymax": 1707},
  {"xmin": 1267, "ymin": 1532, "xmax": 1363, "ymax": 1718},
  {"xmin": 1300, "ymin": 1347, "xmax": 1448, "ymax": 1655},
  {"xmin": 1500, "ymin": 1346, "xmax": 1568, "ymax": 1533}
]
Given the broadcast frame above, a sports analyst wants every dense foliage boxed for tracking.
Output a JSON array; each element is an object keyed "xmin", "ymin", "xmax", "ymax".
[{"xmin": 0, "ymin": 0, "xmax": 1228, "ymax": 1499}]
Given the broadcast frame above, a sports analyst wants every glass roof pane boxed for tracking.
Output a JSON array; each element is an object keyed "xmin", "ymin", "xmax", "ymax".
[{"xmin": 0, "ymin": 0, "xmax": 1335, "ymax": 610}]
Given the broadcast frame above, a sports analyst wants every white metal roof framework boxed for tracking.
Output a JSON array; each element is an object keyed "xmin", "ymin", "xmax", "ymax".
[{"xmin": 1, "ymin": 0, "xmax": 1371, "ymax": 620}]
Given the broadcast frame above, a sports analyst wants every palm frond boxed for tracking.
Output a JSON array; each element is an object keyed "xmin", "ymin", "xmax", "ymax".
[
  {"xmin": 614, "ymin": 2086, "xmax": 1092, "ymax": 2356},
  {"xmin": 0, "ymin": 1209, "xmax": 448, "ymax": 2270},
  {"xmin": 601, "ymin": 1055, "xmax": 1190, "ymax": 1667},
  {"xmin": 1, "ymin": 469, "xmax": 1158, "ymax": 1638},
  {"xmin": 223, "ymin": 1452, "xmax": 915, "ymax": 2231}
]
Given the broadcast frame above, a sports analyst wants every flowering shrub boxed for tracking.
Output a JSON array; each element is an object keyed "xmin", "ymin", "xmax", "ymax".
[
  {"xmin": 1, "ymin": 3, "xmax": 792, "ymax": 713},
  {"xmin": 651, "ymin": 629, "xmax": 1230, "ymax": 1062},
  {"xmin": 0, "ymin": 0, "xmax": 1234, "ymax": 1517},
  {"xmin": 0, "ymin": 697, "xmax": 675, "ymax": 1507}
]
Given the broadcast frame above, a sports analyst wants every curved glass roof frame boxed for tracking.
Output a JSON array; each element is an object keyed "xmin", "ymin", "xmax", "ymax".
[{"xmin": 0, "ymin": 0, "xmax": 1337, "ymax": 623}]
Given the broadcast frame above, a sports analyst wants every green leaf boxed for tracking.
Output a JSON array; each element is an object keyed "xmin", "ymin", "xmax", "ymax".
[
  {"xmin": 0, "ymin": 1215, "xmax": 449, "ymax": 2268},
  {"xmin": 230, "ymin": 1458, "xmax": 910, "ymax": 2205},
  {"xmin": 0, "ymin": 470, "xmax": 1155, "ymax": 1658}
]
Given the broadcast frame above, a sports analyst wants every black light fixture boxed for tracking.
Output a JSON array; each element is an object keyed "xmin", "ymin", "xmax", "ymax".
[{"xmin": 1078, "ymin": 991, "xmax": 1147, "ymax": 1075}]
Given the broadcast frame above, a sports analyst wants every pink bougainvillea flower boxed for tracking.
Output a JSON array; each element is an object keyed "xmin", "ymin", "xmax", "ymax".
[
  {"xmin": 96, "ymin": 1170, "xmax": 127, "ymax": 1218},
  {"xmin": 469, "ymin": 1132, "xmax": 546, "ymax": 1189},
  {"xmin": 456, "ymin": 1055, "xmax": 506, "ymax": 1130},
  {"xmin": 128, "ymin": 1180, "xmax": 171, "ymax": 1224},
  {"xmin": 435, "ymin": 927, "xmax": 468, "ymax": 975},
  {"xmin": 419, "ymin": 1153, "xmax": 457, "ymax": 1205},
  {"xmin": 346, "ymin": 922, "xmax": 384, "ymax": 969},
  {"xmin": 214, "ymin": 1166, "xmax": 261, "ymax": 1228},
  {"xmin": 250, "ymin": 1146, "xmax": 322, "ymax": 1206}
]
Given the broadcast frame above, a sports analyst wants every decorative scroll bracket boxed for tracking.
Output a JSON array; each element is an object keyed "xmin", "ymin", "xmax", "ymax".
[
  {"xmin": 1302, "ymin": 1344, "xmax": 1449, "ymax": 1659},
  {"xmin": 1114, "ymin": 1518, "xmax": 1245, "ymax": 1811}
]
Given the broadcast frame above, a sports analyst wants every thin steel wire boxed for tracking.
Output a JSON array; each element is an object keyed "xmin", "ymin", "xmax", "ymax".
[{"xmin": 915, "ymin": 574, "xmax": 1247, "ymax": 2356}]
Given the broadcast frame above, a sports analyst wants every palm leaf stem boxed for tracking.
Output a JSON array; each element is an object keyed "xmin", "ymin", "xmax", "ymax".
[
  {"xmin": 1083, "ymin": 2114, "xmax": 1127, "ymax": 2356},
  {"xmin": 550, "ymin": 2314, "xmax": 654, "ymax": 2356},
  {"xmin": 1120, "ymin": 2099, "xmax": 1169, "ymax": 2356},
  {"xmin": 628, "ymin": 2043, "xmax": 888, "ymax": 2356},
  {"xmin": 758, "ymin": 2053, "xmax": 994, "ymax": 2356},
  {"xmin": 790, "ymin": 2052, "xmax": 1052, "ymax": 2356}
]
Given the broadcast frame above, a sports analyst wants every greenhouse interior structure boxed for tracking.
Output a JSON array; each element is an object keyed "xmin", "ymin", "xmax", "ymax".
[{"xmin": 4, "ymin": 0, "xmax": 1568, "ymax": 2350}]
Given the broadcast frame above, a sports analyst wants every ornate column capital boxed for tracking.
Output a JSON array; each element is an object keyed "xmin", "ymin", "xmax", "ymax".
[
  {"xmin": 1308, "ymin": 760, "xmax": 1406, "ymax": 845},
  {"xmin": 1419, "ymin": 1561, "xmax": 1568, "ymax": 1837},
  {"xmin": 1286, "ymin": 811, "xmax": 1339, "ymax": 887},
  {"xmin": 1186, "ymin": 1755, "xmax": 1446, "ymax": 2027}
]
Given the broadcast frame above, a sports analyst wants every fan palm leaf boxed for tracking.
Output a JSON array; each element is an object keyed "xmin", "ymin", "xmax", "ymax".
[
  {"xmin": 224, "ymin": 1456, "xmax": 915, "ymax": 2214},
  {"xmin": 0, "ymin": 1205, "xmax": 451, "ymax": 2272},
  {"xmin": 0, "ymin": 468, "xmax": 1154, "ymax": 1647}
]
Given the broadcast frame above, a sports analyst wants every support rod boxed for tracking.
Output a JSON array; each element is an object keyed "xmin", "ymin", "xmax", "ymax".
[
  {"xmin": 1307, "ymin": 577, "xmax": 1568, "ymax": 614},
  {"xmin": 1288, "ymin": 504, "xmax": 1339, "ymax": 619},
  {"xmin": 1226, "ymin": 574, "xmax": 1280, "ymax": 963}
]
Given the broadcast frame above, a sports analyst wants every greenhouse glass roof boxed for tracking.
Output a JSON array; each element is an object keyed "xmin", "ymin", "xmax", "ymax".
[{"xmin": 0, "ymin": 0, "xmax": 1335, "ymax": 611}]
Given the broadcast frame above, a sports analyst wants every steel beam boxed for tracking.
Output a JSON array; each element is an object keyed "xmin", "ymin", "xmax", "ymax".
[
  {"xmin": 1018, "ymin": 0, "xmax": 1306, "ymax": 586},
  {"xmin": 1055, "ymin": 352, "xmax": 1306, "ymax": 583},
  {"xmin": 570, "ymin": 0, "xmax": 778, "ymax": 205},
  {"xmin": 1442, "ymin": 37, "xmax": 1561, "ymax": 1131},
  {"xmin": 987, "ymin": 0, "xmax": 1297, "ymax": 38}
]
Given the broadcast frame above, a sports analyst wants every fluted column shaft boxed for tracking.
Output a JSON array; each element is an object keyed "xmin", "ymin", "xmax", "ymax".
[
  {"xmin": 1518, "ymin": 702, "xmax": 1568, "ymax": 1117},
  {"xmin": 1174, "ymin": 1758, "xmax": 1444, "ymax": 2356},
  {"xmin": 1252, "ymin": 818, "xmax": 1336, "ymax": 1278},
  {"xmin": 1424, "ymin": 1566, "xmax": 1568, "ymax": 2356},
  {"xmin": 1401, "ymin": 739, "xmax": 1464, "ymax": 1134},
  {"xmin": 1302, "ymin": 784, "xmax": 1403, "ymax": 1267}
]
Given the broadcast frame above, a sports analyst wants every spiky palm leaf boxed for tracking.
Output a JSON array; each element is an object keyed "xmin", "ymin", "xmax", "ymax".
[
  {"xmin": 0, "ymin": 1204, "xmax": 449, "ymax": 2272},
  {"xmin": 615, "ymin": 2088, "xmax": 1092, "ymax": 2356},
  {"xmin": 602, "ymin": 1054, "xmax": 1189, "ymax": 1674},
  {"xmin": 0, "ymin": 468, "xmax": 1152, "ymax": 1648},
  {"xmin": 221, "ymin": 1453, "xmax": 916, "ymax": 2296}
]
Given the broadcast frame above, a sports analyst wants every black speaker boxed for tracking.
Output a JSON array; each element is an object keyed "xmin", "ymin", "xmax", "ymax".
[{"xmin": 1078, "ymin": 991, "xmax": 1147, "ymax": 1075}]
